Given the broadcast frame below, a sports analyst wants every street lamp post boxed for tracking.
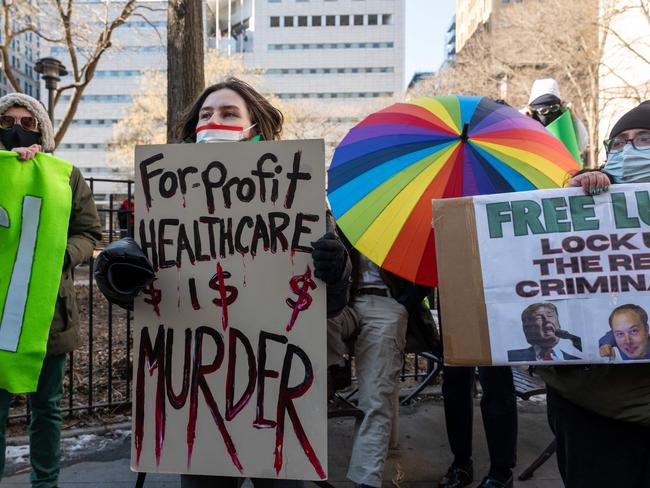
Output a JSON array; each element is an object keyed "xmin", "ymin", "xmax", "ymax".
[{"xmin": 34, "ymin": 57, "xmax": 68, "ymax": 123}]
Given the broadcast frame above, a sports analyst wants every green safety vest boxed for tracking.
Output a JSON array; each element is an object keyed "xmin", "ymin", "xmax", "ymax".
[{"xmin": 0, "ymin": 151, "xmax": 72, "ymax": 393}]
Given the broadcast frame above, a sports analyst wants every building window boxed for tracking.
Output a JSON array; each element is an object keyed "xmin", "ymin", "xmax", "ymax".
[
  {"xmin": 354, "ymin": 15, "xmax": 364, "ymax": 25},
  {"xmin": 339, "ymin": 15, "xmax": 349, "ymax": 26},
  {"xmin": 382, "ymin": 14, "xmax": 392, "ymax": 25},
  {"xmin": 284, "ymin": 16, "xmax": 294, "ymax": 27},
  {"xmin": 268, "ymin": 42, "xmax": 393, "ymax": 51},
  {"xmin": 270, "ymin": 16, "xmax": 280, "ymax": 27},
  {"xmin": 268, "ymin": 0, "xmax": 281, "ymax": 3},
  {"xmin": 60, "ymin": 95, "xmax": 132, "ymax": 103},
  {"xmin": 326, "ymin": 15, "xmax": 335, "ymax": 26},
  {"xmin": 298, "ymin": 16, "xmax": 308, "ymax": 26},
  {"xmin": 312, "ymin": 15, "xmax": 321, "ymax": 26},
  {"xmin": 368, "ymin": 14, "xmax": 378, "ymax": 25}
]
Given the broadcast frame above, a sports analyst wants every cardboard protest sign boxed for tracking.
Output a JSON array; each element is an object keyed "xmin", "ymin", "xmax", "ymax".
[
  {"xmin": 131, "ymin": 141, "xmax": 327, "ymax": 480},
  {"xmin": 433, "ymin": 185, "xmax": 650, "ymax": 366}
]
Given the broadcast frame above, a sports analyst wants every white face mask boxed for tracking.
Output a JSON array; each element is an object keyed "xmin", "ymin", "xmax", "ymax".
[{"xmin": 195, "ymin": 123, "xmax": 256, "ymax": 143}]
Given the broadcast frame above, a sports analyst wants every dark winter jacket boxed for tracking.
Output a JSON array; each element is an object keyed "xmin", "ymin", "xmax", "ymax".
[{"xmin": 48, "ymin": 166, "xmax": 101, "ymax": 356}]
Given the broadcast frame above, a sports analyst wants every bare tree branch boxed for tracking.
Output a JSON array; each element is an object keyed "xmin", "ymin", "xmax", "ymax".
[
  {"xmin": 409, "ymin": 0, "xmax": 650, "ymax": 167},
  {"xmin": 0, "ymin": 0, "xmax": 140, "ymax": 146}
]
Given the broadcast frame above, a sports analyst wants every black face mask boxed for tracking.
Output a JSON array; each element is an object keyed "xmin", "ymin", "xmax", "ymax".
[
  {"xmin": 0, "ymin": 125, "xmax": 41, "ymax": 151},
  {"xmin": 532, "ymin": 109, "xmax": 562, "ymax": 127}
]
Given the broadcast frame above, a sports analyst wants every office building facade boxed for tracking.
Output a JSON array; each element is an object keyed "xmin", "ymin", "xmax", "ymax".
[{"xmin": 42, "ymin": 0, "xmax": 404, "ymax": 186}]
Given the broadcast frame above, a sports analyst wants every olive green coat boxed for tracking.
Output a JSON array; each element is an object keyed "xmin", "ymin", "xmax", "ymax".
[
  {"xmin": 539, "ymin": 363, "xmax": 650, "ymax": 427},
  {"xmin": 47, "ymin": 166, "xmax": 101, "ymax": 356}
]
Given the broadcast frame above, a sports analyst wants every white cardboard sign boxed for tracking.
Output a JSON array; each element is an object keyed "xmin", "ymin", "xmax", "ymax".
[
  {"xmin": 475, "ymin": 185, "xmax": 650, "ymax": 364},
  {"xmin": 131, "ymin": 141, "xmax": 327, "ymax": 480}
]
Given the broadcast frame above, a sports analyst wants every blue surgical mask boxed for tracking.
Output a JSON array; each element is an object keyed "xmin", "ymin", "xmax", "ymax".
[{"xmin": 604, "ymin": 145, "xmax": 650, "ymax": 183}]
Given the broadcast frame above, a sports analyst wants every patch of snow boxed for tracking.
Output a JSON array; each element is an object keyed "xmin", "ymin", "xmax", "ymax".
[{"xmin": 5, "ymin": 444, "xmax": 29, "ymax": 464}]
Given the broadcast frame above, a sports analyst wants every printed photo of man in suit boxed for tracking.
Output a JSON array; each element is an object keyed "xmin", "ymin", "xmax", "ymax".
[{"xmin": 508, "ymin": 302, "xmax": 583, "ymax": 362}]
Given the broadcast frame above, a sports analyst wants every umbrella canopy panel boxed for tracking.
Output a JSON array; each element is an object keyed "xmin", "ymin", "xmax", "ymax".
[{"xmin": 328, "ymin": 95, "xmax": 580, "ymax": 286}]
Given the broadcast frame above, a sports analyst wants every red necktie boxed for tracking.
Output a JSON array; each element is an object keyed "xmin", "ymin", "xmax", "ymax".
[{"xmin": 541, "ymin": 349, "xmax": 553, "ymax": 360}]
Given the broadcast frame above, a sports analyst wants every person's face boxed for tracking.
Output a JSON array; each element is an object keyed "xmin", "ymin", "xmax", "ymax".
[
  {"xmin": 530, "ymin": 104, "xmax": 562, "ymax": 127},
  {"xmin": 606, "ymin": 129, "xmax": 649, "ymax": 158},
  {"xmin": 523, "ymin": 306, "xmax": 560, "ymax": 348},
  {"xmin": 1, "ymin": 106, "xmax": 39, "ymax": 133},
  {"xmin": 196, "ymin": 88, "xmax": 255, "ymax": 138},
  {"xmin": 611, "ymin": 310, "xmax": 650, "ymax": 359}
]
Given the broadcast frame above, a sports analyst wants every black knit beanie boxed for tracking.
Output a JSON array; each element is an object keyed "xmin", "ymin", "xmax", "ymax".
[{"xmin": 609, "ymin": 100, "xmax": 650, "ymax": 139}]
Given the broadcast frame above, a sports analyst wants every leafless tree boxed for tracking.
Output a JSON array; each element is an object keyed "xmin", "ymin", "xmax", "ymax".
[
  {"xmin": 110, "ymin": 51, "xmax": 260, "ymax": 171},
  {"xmin": 279, "ymin": 99, "xmax": 384, "ymax": 166},
  {"xmin": 0, "ymin": 0, "xmax": 149, "ymax": 145},
  {"xmin": 166, "ymin": 0, "xmax": 204, "ymax": 142},
  {"xmin": 408, "ymin": 0, "xmax": 650, "ymax": 166}
]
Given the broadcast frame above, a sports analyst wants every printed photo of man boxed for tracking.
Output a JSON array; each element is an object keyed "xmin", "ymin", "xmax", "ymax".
[
  {"xmin": 599, "ymin": 304, "xmax": 650, "ymax": 361},
  {"xmin": 508, "ymin": 302, "xmax": 583, "ymax": 362}
]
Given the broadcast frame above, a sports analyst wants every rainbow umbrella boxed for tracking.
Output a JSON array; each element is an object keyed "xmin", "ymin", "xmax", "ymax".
[{"xmin": 327, "ymin": 95, "xmax": 580, "ymax": 287}]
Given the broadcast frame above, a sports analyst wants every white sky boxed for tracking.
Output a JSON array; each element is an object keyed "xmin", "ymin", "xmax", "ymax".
[{"xmin": 404, "ymin": 0, "xmax": 456, "ymax": 86}]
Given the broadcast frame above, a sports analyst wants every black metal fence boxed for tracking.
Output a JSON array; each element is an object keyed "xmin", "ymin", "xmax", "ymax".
[{"xmin": 9, "ymin": 178, "xmax": 439, "ymax": 423}]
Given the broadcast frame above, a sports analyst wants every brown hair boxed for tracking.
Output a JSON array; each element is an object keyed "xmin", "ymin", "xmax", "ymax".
[
  {"xmin": 174, "ymin": 77, "xmax": 284, "ymax": 143},
  {"xmin": 608, "ymin": 304, "xmax": 649, "ymax": 329},
  {"xmin": 521, "ymin": 302, "xmax": 558, "ymax": 322}
]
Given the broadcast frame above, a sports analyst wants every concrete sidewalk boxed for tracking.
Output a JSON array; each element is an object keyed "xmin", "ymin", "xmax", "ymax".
[{"xmin": 2, "ymin": 398, "xmax": 563, "ymax": 488}]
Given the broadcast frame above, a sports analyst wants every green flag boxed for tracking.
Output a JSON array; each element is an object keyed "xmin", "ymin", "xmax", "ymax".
[
  {"xmin": 546, "ymin": 109, "xmax": 582, "ymax": 166},
  {"xmin": 0, "ymin": 151, "xmax": 72, "ymax": 393}
]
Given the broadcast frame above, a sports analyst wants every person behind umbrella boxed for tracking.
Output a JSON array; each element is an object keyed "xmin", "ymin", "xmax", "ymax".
[
  {"xmin": 0, "ymin": 93, "xmax": 101, "ymax": 487},
  {"xmin": 94, "ymin": 77, "xmax": 351, "ymax": 488},
  {"xmin": 524, "ymin": 78, "xmax": 588, "ymax": 162},
  {"xmin": 538, "ymin": 100, "xmax": 650, "ymax": 488},
  {"xmin": 437, "ymin": 98, "xmax": 518, "ymax": 488}
]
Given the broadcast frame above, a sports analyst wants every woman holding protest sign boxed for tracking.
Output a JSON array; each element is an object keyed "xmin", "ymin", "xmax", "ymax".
[
  {"xmin": 98, "ymin": 78, "xmax": 348, "ymax": 312},
  {"xmin": 0, "ymin": 93, "xmax": 101, "ymax": 487},
  {"xmin": 95, "ymin": 78, "xmax": 349, "ymax": 488},
  {"xmin": 539, "ymin": 101, "xmax": 650, "ymax": 488}
]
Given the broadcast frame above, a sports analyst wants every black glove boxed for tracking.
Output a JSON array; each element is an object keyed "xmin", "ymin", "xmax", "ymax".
[
  {"xmin": 94, "ymin": 237, "xmax": 155, "ymax": 310},
  {"xmin": 311, "ymin": 232, "xmax": 347, "ymax": 285},
  {"xmin": 396, "ymin": 284, "xmax": 430, "ymax": 312}
]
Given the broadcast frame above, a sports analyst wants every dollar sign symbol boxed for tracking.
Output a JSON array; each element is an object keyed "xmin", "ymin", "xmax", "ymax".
[
  {"xmin": 143, "ymin": 279, "xmax": 162, "ymax": 316},
  {"xmin": 285, "ymin": 265, "xmax": 317, "ymax": 332},
  {"xmin": 209, "ymin": 262, "xmax": 238, "ymax": 330}
]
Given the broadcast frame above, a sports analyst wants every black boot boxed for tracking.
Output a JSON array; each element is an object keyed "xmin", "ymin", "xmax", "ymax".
[{"xmin": 439, "ymin": 461, "xmax": 474, "ymax": 488}]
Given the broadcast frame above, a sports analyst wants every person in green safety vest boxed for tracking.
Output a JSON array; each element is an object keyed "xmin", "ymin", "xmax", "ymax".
[
  {"xmin": 523, "ymin": 78, "xmax": 589, "ymax": 165},
  {"xmin": 0, "ymin": 93, "xmax": 101, "ymax": 488}
]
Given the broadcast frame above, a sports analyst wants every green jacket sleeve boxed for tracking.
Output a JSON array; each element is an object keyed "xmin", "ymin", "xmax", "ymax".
[{"xmin": 65, "ymin": 166, "xmax": 101, "ymax": 269}]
